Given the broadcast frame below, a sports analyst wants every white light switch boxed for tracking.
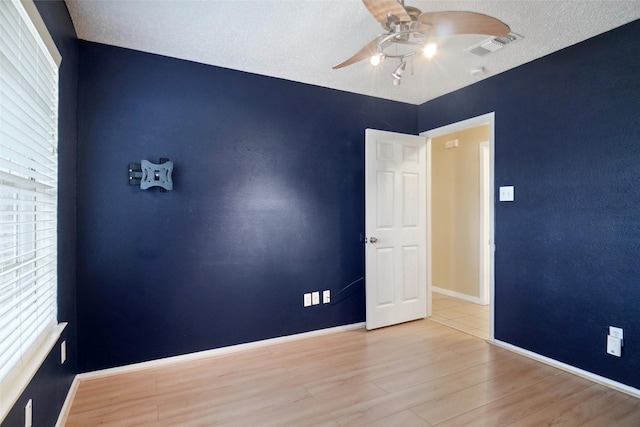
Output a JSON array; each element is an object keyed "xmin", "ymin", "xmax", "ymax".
[{"xmin": 499, "ymin": 186, "xmax": 514, "ymax": 202}]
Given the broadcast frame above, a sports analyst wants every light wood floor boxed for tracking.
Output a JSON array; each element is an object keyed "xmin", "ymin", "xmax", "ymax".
[
  {"xmin": 65, "ymin": 319, "xmax": 640, "ymax": 426},
  {"xmin": 431, "ymin": 293, "xmax": 490, "ymax": 340}
]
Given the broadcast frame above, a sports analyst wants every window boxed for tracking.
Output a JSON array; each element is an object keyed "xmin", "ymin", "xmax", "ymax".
[{"xmin": 0, "ymin": 0, "xmax": 62, "ymax": 418}]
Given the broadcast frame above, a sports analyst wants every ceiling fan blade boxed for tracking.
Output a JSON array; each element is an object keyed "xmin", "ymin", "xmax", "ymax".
[
  {"xmin": 404, "ymin": 6, "xmax": 422, "ymax": 21},
  {"xmin": 332, "ymin": 35, "xmax": 386, "ymax": 69},
  {"xmin": 362, "ymin": 0, "xmax": 410, "ymax": 23},
  {"xmin": 417, "ymin": 11, "xmax": 510, "ymax": 37}
]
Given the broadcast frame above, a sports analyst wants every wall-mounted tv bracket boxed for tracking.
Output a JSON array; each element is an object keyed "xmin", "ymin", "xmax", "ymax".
[{"xmin": 129, "ymin": 158, "xmax": 173, "ymax": 192}]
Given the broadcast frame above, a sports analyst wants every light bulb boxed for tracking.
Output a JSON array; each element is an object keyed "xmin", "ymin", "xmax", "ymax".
[
  {"xmin": 423, "ymin": 43, "xmax": 437, "ymax": 59},
  {"xmin": 370, "ymin": 54, "xmax": 382, "ymax": 66}
]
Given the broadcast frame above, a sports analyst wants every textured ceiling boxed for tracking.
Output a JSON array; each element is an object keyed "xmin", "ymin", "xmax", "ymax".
[{"xmin": 65, "ymin": 0, "xmax": 640, "ymax": 105}]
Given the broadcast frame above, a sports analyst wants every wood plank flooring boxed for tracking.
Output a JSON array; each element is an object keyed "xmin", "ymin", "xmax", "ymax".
[
  {"xmin": 64, "ymin": 319, "xmax": 640, "ymax": 426},
  {"xmin": 430, "ymin": 293, "xmax": 490, "ymax": 340}
]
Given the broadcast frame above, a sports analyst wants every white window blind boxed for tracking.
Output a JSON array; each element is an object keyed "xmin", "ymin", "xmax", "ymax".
[{"xmin": 0, "ymin": 0, "xmax": 59, "ymax": 390}]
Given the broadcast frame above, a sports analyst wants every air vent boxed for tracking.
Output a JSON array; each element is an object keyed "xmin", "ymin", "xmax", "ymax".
[
  {"xmin": 467, "ymin": 33, "xmax": 521, "ymax": 57},
  {"xmin": 445, "ymin": 139, "xmax": 459, "ymax": 149}
]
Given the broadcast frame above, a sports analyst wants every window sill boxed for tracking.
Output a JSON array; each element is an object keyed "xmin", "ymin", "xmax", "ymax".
[{"xmin": 0, "ymin": 322, "xmax": 67, "ymax": 422}]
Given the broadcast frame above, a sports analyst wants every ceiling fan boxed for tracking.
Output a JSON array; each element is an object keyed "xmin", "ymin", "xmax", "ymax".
[{"xmin": 333, "ymin": 0, "xmax": 511, "ymax": 85}]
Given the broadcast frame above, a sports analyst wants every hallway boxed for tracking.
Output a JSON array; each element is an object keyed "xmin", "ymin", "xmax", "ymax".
[{"xmin": 431, "ymin": 293, "xmax": 490, "ymax": 340}]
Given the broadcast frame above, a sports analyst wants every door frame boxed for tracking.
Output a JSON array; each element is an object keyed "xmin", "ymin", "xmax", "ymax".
[
  {"xmin": 420, "ymin": 112, "xmax": 496, "ymax": 340},
  {"xmin": 479, "ymin": 141, "xmax": 491, "ymax": 306}
]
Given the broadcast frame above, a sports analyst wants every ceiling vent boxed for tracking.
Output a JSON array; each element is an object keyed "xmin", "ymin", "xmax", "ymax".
[{"xmin": 467, "ymin": 33, "xmax": 521, "ymax": 56}]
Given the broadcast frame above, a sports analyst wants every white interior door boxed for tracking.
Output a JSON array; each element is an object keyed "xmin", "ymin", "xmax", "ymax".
[{"xmin": 365, "ymin": 129, "xmax": 428, "ymax": 330}]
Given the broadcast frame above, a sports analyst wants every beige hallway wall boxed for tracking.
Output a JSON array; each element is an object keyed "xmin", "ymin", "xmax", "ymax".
[{"xmin": 432, "ymin": 125, "xmax": 489, "ymax": 298}]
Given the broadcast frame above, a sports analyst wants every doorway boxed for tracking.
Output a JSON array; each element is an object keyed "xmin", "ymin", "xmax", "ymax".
[{"xmin": 421, "ymin": 113, "xmax": 495, "ymax": 340}]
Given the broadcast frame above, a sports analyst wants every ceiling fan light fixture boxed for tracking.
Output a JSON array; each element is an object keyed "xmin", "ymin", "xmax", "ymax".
[
  {"xmin": 423, "ymin": 42, "xmax": 437, "ymax": 58},
  {"xmin": 334, "ymin": 1, "xmax": 512, "ymax": 87},
  {"xmin": 392, "ymin": 61, "xmax": 406, "ymax": 84}
]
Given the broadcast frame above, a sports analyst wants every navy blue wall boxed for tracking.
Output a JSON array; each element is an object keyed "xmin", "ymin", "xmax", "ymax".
[
  {"xmin": 419, "ymin": 20, "xmax": 640, "ymax": 388},
  {"xmin": 2, "ymin": 1, "xmax": 78, "ymax": 426},
  {"xmin": 76, "ymin": 41, "xmax": 417, "ymax": 372}
]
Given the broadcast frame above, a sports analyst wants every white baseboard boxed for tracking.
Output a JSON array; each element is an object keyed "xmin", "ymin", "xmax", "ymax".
[
  {"xmin": 492, "ymin": 339, "xmax": 640, "ymax": 400},
  {"xmin": 55, "ymin": 375, "xmax": 79, "ymax": 427},
  {"xmin": 432, "ymin": 286, "xmax": 483, "ymax": 305},
  {"xmin": 78, "ymin": 323, "xmax": 365, "ymax": 381}
]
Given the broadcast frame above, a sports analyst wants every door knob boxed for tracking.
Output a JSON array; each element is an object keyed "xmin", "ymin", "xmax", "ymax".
[{"xmin": 369, "ymin": 237, "xmax": 378, "ymax": 243}]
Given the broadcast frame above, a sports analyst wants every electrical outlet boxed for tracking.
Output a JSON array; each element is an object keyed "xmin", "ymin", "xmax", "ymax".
[
  {"xmin": 312, "ymin": 291, "xmax": 320, "ymax": 305},
  {"xmin": 25, "ymin": 399, "xmax": 32, "ymax": 427},
  {"xmin": 609, "ymin": 326, "xmax": 624, "ymax": 340},
  {"xmin": 303, "ymin": 293, "xmax": 312, "ymax": 307},
  {"xmin": 323, "ymin": 290, "xmax": 330, "ymax": 304},
  {"xmin": 607, "ymin": 335, "xmax": 622, "ymax": 357},
  {"xmin": 61, "ymin": 340, "xmax": 66, "ymax": 364}
]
